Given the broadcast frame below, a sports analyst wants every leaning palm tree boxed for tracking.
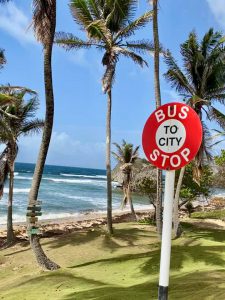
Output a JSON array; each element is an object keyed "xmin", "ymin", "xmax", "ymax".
[
  {"xmin": 164, "ymin": 28, "xmax": 225, "ymax": 236},
  {"xmin": 25, "ymin": 0, "xmax": 60, "ymax": 270},
  {"xmin": 1, "ymin": 0, "xmax": 59, "ymax": 269},
  {"xmin": 0, "ymin": 87, "xmax": 44, "ymax": 245},
  {"xmin": 56, "ymin": 0, "xmax": 153, "ymax": 234},
  {"xmin": 112, "ymin": 140, "xmax": 139, "ymax": 220}
]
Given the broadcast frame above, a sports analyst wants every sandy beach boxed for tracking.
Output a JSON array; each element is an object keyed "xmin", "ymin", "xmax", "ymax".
[{"xmin": 0, "ymin": 208, "xmax": 155, "ymax": 241}]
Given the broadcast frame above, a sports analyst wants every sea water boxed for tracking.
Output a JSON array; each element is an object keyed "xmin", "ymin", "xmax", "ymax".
[{"xmin": 0, "ymin": 162, "xmax": 151, "ymax": 225}]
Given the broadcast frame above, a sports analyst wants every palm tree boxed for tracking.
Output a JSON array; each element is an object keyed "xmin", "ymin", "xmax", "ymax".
[
  {"xmin": 164, "ymin": 28, "xmax": 225, "ymax": 236},
  {"xmin": 152, "ymin": 0, "xmax": 163, "ymax": 237},
  {"xmin": 112, "ymin": 140, "xmax": 139, "ymax": 220},
  {"xmin": 1, "ymin": 0, "xmax": 59, "ymax": 269},
  {"xmin": 25, "ymin": 0, "xmax": 60, "ymax": 270},
  {"xmin": 0, "ymin": 87, "xmax": 44, "ymax": 245},
  {"xmin": 55, "ymin": 0, "xmax": 153, "ymax": 234}
]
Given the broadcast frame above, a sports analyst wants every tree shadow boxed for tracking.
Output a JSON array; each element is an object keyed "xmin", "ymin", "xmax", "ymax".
[
  {"xmin": 42, "ymin": 229, "xmax": 103, "ymax": 249},
  {"xmin": 140, "ymin": 243, "xmax": 225, "ymax": 275},
  {"xmin": 62, "ymin": 270, "xmax": 225, "ymax": 300},
  {"xmin": 43, "ymin": 226, "xmax": 157, "ymax": 252},
  {"xmin": 181, "ymin": 222, "xmax": 225, "ymax": 243},
  {"xmin": 63, "ymin": 280, "xmax": 157, "ymax": 300}
]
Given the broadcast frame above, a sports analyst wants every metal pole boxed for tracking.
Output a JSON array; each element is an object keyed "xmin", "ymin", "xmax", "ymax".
[{"xmin": 158, "ymin": 170, "xmax": 175, "ymax": 300}]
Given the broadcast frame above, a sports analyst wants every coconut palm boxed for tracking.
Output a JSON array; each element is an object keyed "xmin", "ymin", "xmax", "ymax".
[
  {"xmin": 55, "ymin": 0, "xmax": 153, "ymax": 234},
  {"xmin": 25, "ymin": 0, "xmax": 60, "ymax": 270},
  {"xmin": 0, "ymin": 87, "xmax": 44, "ymax": 245},
  {"xmin": 151, "ymin": 0, "xmax": 163, "ymax": 236},
  {"xmin": 1, "ymin": 0, "xmax": 59, "ymax": 269},
  {"xmin": 112, "ymin": 140, "xmax": 139, "ymax": 219},
  {"xmin": 164, "ymin": 28, "xmax": 225, "ymax": 236}
]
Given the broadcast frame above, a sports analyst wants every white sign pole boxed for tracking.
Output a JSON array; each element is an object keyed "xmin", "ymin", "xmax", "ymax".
[{"xmin": 158, "ymin": 170, "xmax": 175, "ymax": 300}]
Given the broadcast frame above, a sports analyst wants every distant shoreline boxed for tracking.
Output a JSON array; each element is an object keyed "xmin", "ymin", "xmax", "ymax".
[{"xmin": 15, "ymin": 206, "xmax": 154, "ymax": 226}]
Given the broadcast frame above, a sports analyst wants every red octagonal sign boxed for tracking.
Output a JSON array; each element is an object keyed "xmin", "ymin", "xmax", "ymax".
[{"xmin": 142, "ymin": 102, "xmax": 203, "ymax": 170}]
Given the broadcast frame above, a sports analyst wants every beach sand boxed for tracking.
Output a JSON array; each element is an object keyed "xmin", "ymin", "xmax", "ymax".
[{"xmin": 0, "ymin": 208, "xmax": 155, "ymax": 241}]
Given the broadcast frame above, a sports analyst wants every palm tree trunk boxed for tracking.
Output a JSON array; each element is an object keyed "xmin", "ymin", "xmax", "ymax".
[
  {"xmin": 128, "ymin": 188, "xmax": 136, "ymax": 220},
  {"xmin": 7, "ymin": 161, "xmax": 15, "ymax": 244},
  {"xmin": 153, "ymin": 0, "xmax": 163, "ymax": 237},
  {"xmin": 27, "ymin": 43, "xmax": 59, "ymax": 270},
  {"xmin": 127, "ymin": 172, "xmax": 136, "ymax": 220},
  {"xmin": 106, "ymin": 90, "xmax": 113, "ymax": 235},
  {"xmin": 173, "ymin": 167, "xmax": 185, "ymax": 238}
]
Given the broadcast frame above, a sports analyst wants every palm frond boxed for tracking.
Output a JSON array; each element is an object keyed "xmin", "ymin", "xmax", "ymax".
[
  {"xmin": 70, "ymin": 0, "xmax": 95, "ymax": 29},
  {"xmin": 113, "ymin": 142, "xmax": 124, "ymax": 158},
  {"xmin": 164, "ymin": 50, "xmax": 195, "ymax": 95},
  {"xmin": 21, "ymin": 119, "xmax": 44, "ymax": 136},
  {"xmin": 32, "ymin": 0, "xmax": 56, "ymax": 45},
  {"xmin": 0, "ymin": 93, "xmax": 17, "ymax": 106},
  {"xmin": 55, "ymin": 32, "xmax": 94, "ymax": 50},
  {"xmin": 115, "ymin": 46, "xmax": 148, "ymax": 67},
  {"xmin": 87, "ymin": 0, "xmax": 103, "ymax": 19},
  {"xmin": 209, "ymin": 106, "xmax": 225, "ymax": 130},
  {"xmin": 115, "ymin": 10, "xmax": 153, "ymax": 39},
  {"xmin": 201, "ymin": 28, "xmax": 223, "ymax": 58},
  {"xmin": 111, "ymin": 151, "xmax": 123, "ymax": 163},
  {"xmin": 125, "ymin": 39, "xmax": 154, "ymax": 54},
  {"xmin": 103, "ymin": 0, "xmax": 138, "ymax": 32},
  {"xmin": 86, "ymin": 19, "xmax": 111, "ymax": 44},
  {"xmin": 0, "ymin": 85, "xmax": 36, "ymax": 95}
]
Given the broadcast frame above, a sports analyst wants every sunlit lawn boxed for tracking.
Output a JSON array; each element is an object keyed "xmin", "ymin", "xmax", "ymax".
[{"xmin": 0, "ymin": 222, "xmax": 224, "ymax": 299}]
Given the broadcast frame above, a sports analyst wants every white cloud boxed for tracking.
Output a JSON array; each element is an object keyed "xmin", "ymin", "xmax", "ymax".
[
  {"xmin": 17, "ymin": 131, "xmax": 106, "ymax": 169},
  {"xmin": 0, "ymin": 3, "xmax": 36, "ymax": 45},
  {"xmin": 207, "ymin": 0, "xmax": 225, "ymax": 29}
]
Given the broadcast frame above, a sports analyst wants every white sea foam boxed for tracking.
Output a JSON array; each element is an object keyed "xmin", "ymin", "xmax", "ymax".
[
  {"xmin": 43, "ymin": 178, "xmax": 94, "ymax": 184},
  {"xmin": 52, "ymin": 192, "xmax": 106, "ymax": 203},
  {"xmin": 14, "ymin": 172, "xmax": 19, "ymax": 176},
  {"xmin": 15, "ymin": 176, "xmax": 32, "ymax": 180},
  {"xmin": 0, "ymin": 204, "xmax": 154, "ymax": 226},
  {"xmin": 4, "ymin": 188, "xmax": 30, "ymax": 194},
  {"xmin": 60, "ymin": 173, "xmax": 107, "ymax": 179},
  {"xmin": 42, "ymin": 178, "xmax": 113, "ymax": 187}
]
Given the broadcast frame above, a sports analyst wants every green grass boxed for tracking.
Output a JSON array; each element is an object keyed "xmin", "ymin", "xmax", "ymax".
[
  {"xmin": 0, "ymin": 222, "xmax": 225, "ymax": 299},
  {"xmin": 191, "ymin": 209, "xmax": 225, "ymax": 220}
]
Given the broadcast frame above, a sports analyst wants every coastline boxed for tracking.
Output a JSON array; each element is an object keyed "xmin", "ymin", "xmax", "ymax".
[{"xmin": 0, "ymin": 207, "xmax": 155, "ymax": 240}]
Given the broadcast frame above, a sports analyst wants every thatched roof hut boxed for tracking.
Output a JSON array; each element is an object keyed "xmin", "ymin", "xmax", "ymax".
[{"xmin": 112, "ymin": 158, "xmax": 157, "ymax": 188}]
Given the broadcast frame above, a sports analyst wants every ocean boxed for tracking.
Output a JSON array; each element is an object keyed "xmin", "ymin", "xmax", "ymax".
[{"xmin": 0, "ymin": 162, "xmax": 151, "ymax": 225}]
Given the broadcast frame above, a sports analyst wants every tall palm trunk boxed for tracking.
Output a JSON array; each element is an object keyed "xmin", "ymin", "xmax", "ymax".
[
  {"xmin": 173, "ymin": 166, "xmax": 185, "ymax": 238},
  {"xmin": 106, "ymin": 90, "xmax": 113, "ymax": 235},
  {"xmin": 27, "ymin": 44, "xmax": 59, "ymax": 270},
  {"xmin": 7, "ymin": 159, "xmax": 15, "ymax": 244},
  {"xmin": 153, "ymin": 0, "xmax": 162, "ymax": 236}
]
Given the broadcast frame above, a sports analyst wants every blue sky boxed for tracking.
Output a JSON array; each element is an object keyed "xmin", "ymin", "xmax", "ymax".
[{"xmin": 0, "ymin": 0, "xmax": 224, "ymax": 169}]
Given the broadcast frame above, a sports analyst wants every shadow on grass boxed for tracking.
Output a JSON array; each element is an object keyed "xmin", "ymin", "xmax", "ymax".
[
  {"xmin": 44, "ymin": 226, "xmax": 156, "ymax": 251},
  {"xmin": 62, "ymin": 270, "xmax": 225, "ymax": 300},
  {"xmin": 181, "ymin": 222, "xmax": 225, "ymax": 243},
  {"xmin": 68, "ymin": 239, "xmax": 225, "ymax": 276}
]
